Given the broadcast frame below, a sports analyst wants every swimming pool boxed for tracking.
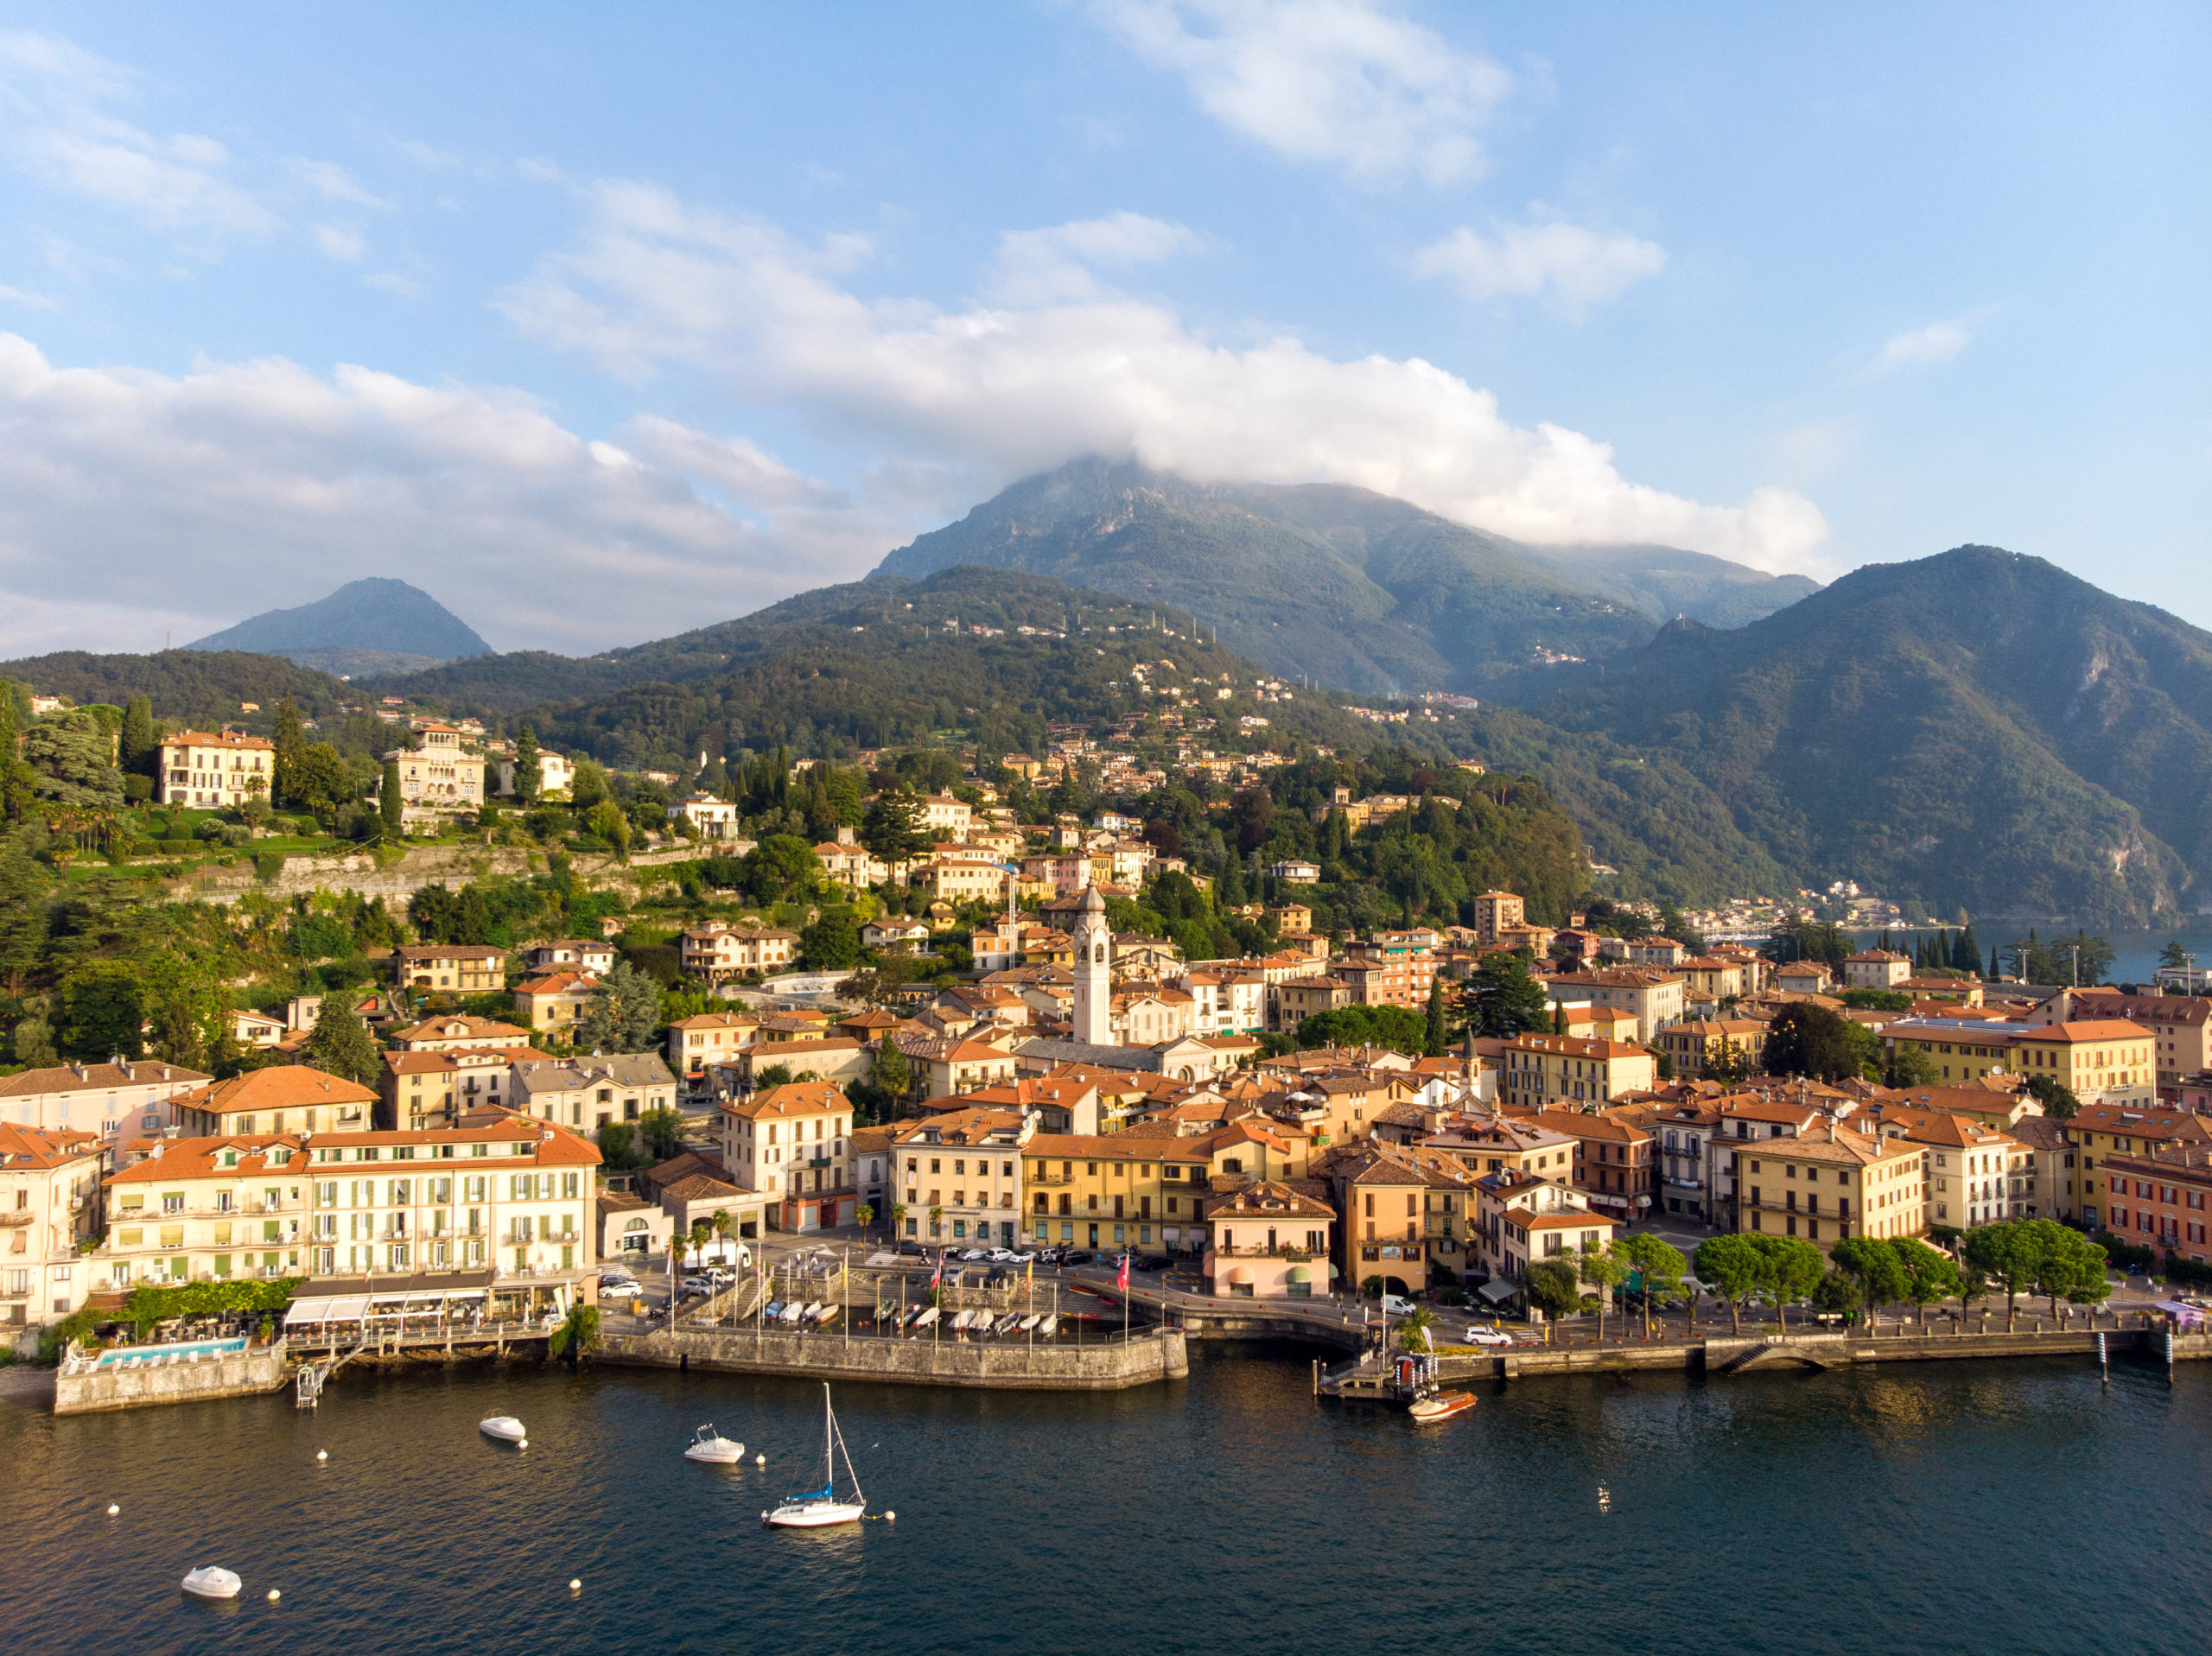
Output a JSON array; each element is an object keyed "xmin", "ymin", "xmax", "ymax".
[{"xmin": 93, "ymin": 1336, "xmax": 248, "ymax": 1367}]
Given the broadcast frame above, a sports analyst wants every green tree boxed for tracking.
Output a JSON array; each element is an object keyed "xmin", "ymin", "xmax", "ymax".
[
  {"xmin": 855, "ymin": 1202, "xmax": 875, "ymax": 1236},
  {"xmin": 800, "ymin": 914, "xmax": 859, "ymax": 971},
  {"xmin": 24, "ymin": 709, "xmax": 124, "ymax": 809},
  {"xmin": 119, "ymin": 694, "xmax": 156, "ymax": 774},
  {"xmin": 1762, "ymin": 1002, "xmax": 1874, "ymax": 1082},
  {"xmin": 1746, "ymin": 1233, "xmax": 1826, "ymax": 1331},
  {"xmin": 753, "ymin": 1063, "xmax": 795, "ymax": 1090},
  {"xmin": 1811, "ymin": 1268, "xmax": 1863, "ymax": 1318},
  {"xmin": 270, "ymin": 698, "xmax": 307, "ymax": 809},
  {"xmin": 871, "ymin": 1039, "xmax": 911, "ymax": 1101},
  {"xmin": 1616, "ymin": 1233, "xmax": 1688, "ymax": 1336},
  {"xmin": 0, "ymin": 685, "xmax": 34, "ymax": 820},
  {"xmin": 638, "ymin": 1105, "xmax": 686, "ymax": 1162},
  {"xmin": 301, "ymin": 996, "xmax": 381, "ymax": 1086},
  {"xmin": 1468, "ymin": 951, "xmax": 1550, "ymax": 1037},
  {"xmin": 1423, "ymin": 976, "xmax": 1447, "ymax": 1057},
  {"xmin": 0, "ymin": 835, "xmax": 52, "ymax": 992},
  {"xmin": 290, "ymin": 743, "xmax": 353, "ymax": 815},
  {"xmin": 1395, "ymin": 1307, "xmax": 1439, "ymax": 1353},
  {"xmin": 2158, "ymin": 938, "xmax": 2191, "ymax": 972},
  {"xmin": 1885, "ymin": 1041, "xmax": 1939, "ymax": 1088},
  {"xmin": 574, "ymin": 960, "xmax": 661, "ymax": 1052},
  {"xmin": 379, "ymin": 760, "xmax": 404, "ymax": 837},
  {"xmin": 2024, "ymin": 1073, "xmax": 2082, "ymax": 1120},
  {"xmin": 1828, "ymin": 1234, "xmax": 1909, "ymax": 1323},
  {"xmin": 2022, "ymin": 1219, "xmax": 2109, "ymax": 1321},
  {"xmin": 512, "ymin": 725, "xmax": 541, "ymax": 803},
  {"xmin": 1889, "ymin": 1235, "xmax": 1962, "ymax": 1325},
  {"xmin": 586, "ymin": 798, "xmax": 632, "ymax": 857},
  {"xmin": 1523, "ymin": 1258, "xmax": 1582, "ymax": 1320},
  {"xmin": 1580, "ymin": 1239, "xmax": 1626, "ymax": 1341},
  {"xmin": 595, "ymin": 1120, "xmax": 647, "ymax": 1171},
  {"xmin": 1963, "ymin": 1221, "xmax": 2040, "ymax": 1330},
  {"xmin": 549, "ymin": 1303, "xmax": 601, "ymax": 1367},
  {"xmin": 1295, "ymin": 1004, "xmax": 1429, "ymax": 1053},
  {"xmin": 861, "ymin": 789, "xmax": 931, "ymax": 878},
  {"xmin": 60, "ymin": 962, "xmax": 145, "ymax": 1062},
  {"xmin": 143, "ymin": 948, "xmax": 232, "ymax": 1073},
  {"xmin": 569, "ymin": 759, "xmax": 611, "ymax": 811},
  {"xmin": 1694, "ymin": 1234, "xmax": 1764, "ymax": 1336}
]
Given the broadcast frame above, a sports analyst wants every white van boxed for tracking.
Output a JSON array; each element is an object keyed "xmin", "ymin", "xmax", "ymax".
[{"xmin": 1380, "ymin": 1294, "xmax": 1416, "ymax": 1317}]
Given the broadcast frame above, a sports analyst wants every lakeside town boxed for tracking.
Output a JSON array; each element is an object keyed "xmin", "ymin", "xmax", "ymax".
[{"xmin": 6, "ymin": 701, "xmax": 2210, "ymax": 1412}]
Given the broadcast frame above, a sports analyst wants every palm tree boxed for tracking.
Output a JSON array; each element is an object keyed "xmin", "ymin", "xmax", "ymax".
[
  {"xmin": 855, "ymin": 1202, "xmax": 875, "ymax": 1238},
  {"xmin": 928, "ymin": 1204, "xmax": 944, "ymax": 1241},
  {"xmin": 1395, "ymin": 1308, "xmax": 1439, "ymax": 1354},
  {"xmin": 889, "ymin": 1202, "xmax": 908, "ymax": 1242}
]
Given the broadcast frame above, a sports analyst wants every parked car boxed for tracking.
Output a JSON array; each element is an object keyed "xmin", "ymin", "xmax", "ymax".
[
  {"xmin": 1461, "ymin": 1327, "xmax": 1515, "ymax": 1348},
  {"xmin": 894, "ymin": 1240, "xmax": 925, "ymax": 1255},
  {"xmin": 698, "ymin": 1266, "xmax": 735, "ymax": 1286},
  {"xmin": 599, "ymin": 1274, "xmax": 640, "ymax": 1295},
  {"xmin": 679, "ymin": 1276, "xmax": 713, "ymax": 1295},
  {"xmin": 1380, "ymin": 1294, "xmax": 1416, "ymax": 1317}
]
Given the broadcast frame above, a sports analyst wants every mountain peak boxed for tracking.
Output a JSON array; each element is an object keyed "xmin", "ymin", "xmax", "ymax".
[{"xmin": 188, "ymin": 578, "xmax": 490, "ymax": 676}]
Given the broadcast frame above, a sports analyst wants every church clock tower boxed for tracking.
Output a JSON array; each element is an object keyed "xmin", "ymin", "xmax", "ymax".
[{"xmin": 1071, "ymin": 883, "xmax": 1115, "ymax": 1045}]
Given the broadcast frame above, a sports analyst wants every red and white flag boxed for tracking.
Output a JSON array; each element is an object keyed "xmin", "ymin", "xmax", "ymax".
[
  {"xmin": 929, "ymin": 1254, "xmax": 944, "ymax": 1289},
  {"xmin": 1116, "ymin": 1253, "xmax": 1130, "ymax": 1291}
]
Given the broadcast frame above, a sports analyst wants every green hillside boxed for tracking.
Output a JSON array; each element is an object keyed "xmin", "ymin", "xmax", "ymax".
[
  {"xmin": 1517, "ymin": 542, "xmax": 1822, "ymax": 629},
  {"xmin": 1535, "ymin": 546, "xmax": 2212, "ymax": 923},
  {"xmin": 0, "ymin": 648, "xmax": 356, "ymax": 726}
]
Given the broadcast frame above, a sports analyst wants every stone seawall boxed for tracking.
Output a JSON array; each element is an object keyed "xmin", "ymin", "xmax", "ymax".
[
  {"xmin": 54, "ymin": 1345, "xmax": 289, "ymax": 1416},
  {"xmin": 599, "ymin": 1326, "xmax": 1188, "ymax": 1391}
]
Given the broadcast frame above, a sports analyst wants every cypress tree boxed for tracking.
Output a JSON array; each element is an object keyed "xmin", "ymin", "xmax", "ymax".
[
  {"xmin": 120, "ymin": 694, "xmax": 156, "ymax": 774},
  {"xmin": 379, "ymin": 760, "xmax": 404, "ymax": 837},
  {"xmin": 0, "ymin": 684, "xmax": 29, "ymax": 821},
  {"xmin": 271, "ymin": 698, "xmax": 307, "ymax": 809},
  {"xmin": 1953, "ymin": 923, "xmax": 1980, "ymax": 974},
  {"xmin": 512, "ymin": 725, "xmax": 540, "ymax": 803}
]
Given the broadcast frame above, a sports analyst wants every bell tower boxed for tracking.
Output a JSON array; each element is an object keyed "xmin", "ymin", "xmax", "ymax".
[{"xmin": 1071, "ymin": 882, "xmax": 1114, "ymax": 1045}]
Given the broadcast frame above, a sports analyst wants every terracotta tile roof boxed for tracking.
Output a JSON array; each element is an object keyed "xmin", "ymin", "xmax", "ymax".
[
  {"xmin": 0, "ymin": 1060, "xmax": 211, "ymax": 1098},
  {"xmin": 0, "ymin": 1121, "xmax": 104, "ymax": 1168},
  {"xmin": 721, "ymin": 1079, "xmax": 851, "ymax": 1120},
  {"xmin": 176, "ymin": 1066, "xmax": 378, "ymax": 1112}
]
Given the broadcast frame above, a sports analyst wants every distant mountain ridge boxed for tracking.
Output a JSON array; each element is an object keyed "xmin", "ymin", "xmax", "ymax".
[
  {"xmin": 1535, "ymin": 546, "xmax": 2212, "ymax": 923},
  {"xmin": 872, "ymin": 458, "xmax": 1820, "ymax": 696},
  {"xmin": 189, "ymin": 578, "xmax": 490, "ymax": 676}
]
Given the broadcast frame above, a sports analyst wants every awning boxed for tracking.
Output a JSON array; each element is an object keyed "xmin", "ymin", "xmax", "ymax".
[
  {"xmin": 1478, "ymin": 1278, "xmax": 1520, "ymax": 1304},
  {"xmin": 1287, "ymin": 1266, "xmax": 1313, "ymax": 1284},
  {"xmin": 1225, "ymin": 1266, "xmax": 1252, "ymax": 1284},
  {"xmin": 283, "ymin": 1298, "xmax": 333, "ymax": 1326},
  {"xmin": 323, "ymin": 1294, "xmax": 372, "ymax": 1323}
]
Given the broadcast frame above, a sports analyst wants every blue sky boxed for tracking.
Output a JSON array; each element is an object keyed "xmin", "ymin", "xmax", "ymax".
[{"xmin": 0, "ymin": 2, "xmax": 2202, "ymax": 655}]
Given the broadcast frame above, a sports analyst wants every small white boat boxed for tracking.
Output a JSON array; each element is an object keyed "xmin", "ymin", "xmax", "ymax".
[
  {"xmin": 913, "ymin": 1306, "xmax": 940, "ymax": 1329},
  {"xmin": 763, "ymin": 1385, "xmax": 868, "ymax": 1530},
  {"xmin": 684, "ymin": 1424, "xmax": 745, "ymax": 1464},
  {"xmin": 993, "ymin": 1312, "xmax": 1020, "ymax": 1334},
  {"xmin": 950, "ymin": 1309, "xmax": 974, "ymax": 1331},
  {"xmin": 479, "ymin": 1416, "xmax": 528, "ymax": 1444},
  {"xmin": 815, "ymin": 1304, "xmax": 842, "ymax": 1327},
  {"xmin": 1039, "ymin": 1314, "xmax": 1058, "ymax": 1336},
  {"xmin": 801, "ymin": 1301, "xmax": 824, "ymax": 1323},
  {"xmin": 1408, "ymin": 1390, "xmax": 1478, "ymax": 1424},
  {"xmin": 1018, "ymin": 1313, "xmax": 1042, "ymax": 1332},
  {"xmin": 181, "ymin": 1565, "xmax": 242, "ymax": 1601},
  {"xmin": 779, "ymin": 1301, "xmax": 805, "ymax": 1324}
]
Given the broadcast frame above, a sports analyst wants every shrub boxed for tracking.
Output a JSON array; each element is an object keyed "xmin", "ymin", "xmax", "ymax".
[
  {"xmin": 253, "ymin": 850, "xmax": 288, "ymax": 882},
  {"xmin": 121, "ymin": 774, "xmax": 154, "ymax": 803}
]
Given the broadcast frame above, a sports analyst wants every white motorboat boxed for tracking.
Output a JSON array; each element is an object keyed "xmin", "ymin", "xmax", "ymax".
[
  {"xmin": 815, "ymin": 1304, "xmax": 842, "ymax": 1327},
  {"xmin": 801, "ymin": 1301, "xmax": 824, "ymax": 1323},
  {"xmin": 762, "ymin": 1384, "xmax": 868, "ymax": 1530},
  {"xmin": 1039, "ymin": 1314, "xmax": 1058, "ymax": 1336},
  {"xmin": 1018, "ymin": 1313, "xmax": 1041, "ymax": 1332},
  {"xmin": 684, "ymin": 1424, "xmax": 746, "ymax": 1464},
  {"xmin": 950, "ymin": 1309, "xmax": 974, "ymax": 1331},
  {"xmin": 779, "ymin": 1301, "xmax": 805, "ymax": 1324},
  {"xmin": 993, "ymin": 1312, "xmax": 1020, "ymax": 1334},
  {"xmin": 913, "ymin": 1305, "xmax": 940, "ymax": 1329},
  {"xmin": 479, "ymin": 1415, "xmax": 528, "ymax": 1444},
  {"xmin": 181, "ymin": 1566, "xmax": 242, "ymax": 1601}
]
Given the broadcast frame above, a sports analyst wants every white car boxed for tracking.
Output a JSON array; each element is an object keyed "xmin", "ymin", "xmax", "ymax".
[
  {"xmin": 600, "ymin": 1277, "xmax": 641, "ymax": 1298},
  {"xmin": 1461, "ymin": 1326, "xmax": 1515, "ymax": 1348},
  {"xmin": 1380, "ymin": 1294, "xmax": 1416, "ymax": 1317}
]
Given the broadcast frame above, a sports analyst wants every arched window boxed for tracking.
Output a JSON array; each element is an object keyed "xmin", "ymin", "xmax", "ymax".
[{"xmin": 1093, "ymin": 942, "xmax": 1105, "ymax": 964}]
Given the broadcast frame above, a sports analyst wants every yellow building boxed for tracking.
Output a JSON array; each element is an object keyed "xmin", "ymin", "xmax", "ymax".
[
  {"xmin": 1732, "ymin": 1123, "xmax": 1924, "ymax": 1249},
  {"xmin": 1497, "ymin": 1033, "xmax": 1657, "ymax": 1110},
  {"xmin": 155, "ymin": 729, "xmax": 273, "ymax": 809},
  {"xmin": 2065, "ymin": 1101, "xmax": 2212, "ymax": 1228},
  {"xmin": 1024, "ymin": 1122, "xmax": 1306, "ymax": 1254},
  {"xmin": 1882, "ymin": 1017, "xmax": 2155, "ymax": 1105}
]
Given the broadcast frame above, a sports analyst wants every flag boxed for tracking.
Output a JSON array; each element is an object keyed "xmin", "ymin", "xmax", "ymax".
[
  {"xmin": 1026, "ymin": 1258, "xmax": 1033, "ymax": 1287},
  {"xmin": 1117, "ymin": 1253, "xmax": 1130, "ymax": 1292},
  {"xmin": 929, "ymin": 1253, "xmax": 944, "ymax": 1289}
]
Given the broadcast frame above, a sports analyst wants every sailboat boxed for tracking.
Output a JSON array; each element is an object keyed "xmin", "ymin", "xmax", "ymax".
[{"xmin": 761, "ymin": 1384, "xmax": 868, "ymax": 1529}]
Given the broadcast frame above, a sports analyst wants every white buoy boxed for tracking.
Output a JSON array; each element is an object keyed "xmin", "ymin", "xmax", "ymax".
[
  {"xmin": 106, "ymin": 1503, "xmax": 120, "ymax": 1516},
  {"xmin": 885, "ymin": 1510, "xmax": 896, "ymax": 1522},
  {"xmin": 517, "ymin": 1438, "xmax": 528, "ymax": 1449},
  {"xmin": 315, "ymin": 1450, "xmax": 327, "ymax": 1462},
  {"xmin": 569, "ymin": 1578, "xmax": 582, "ymax": 1593},
  {"xmin": 754, "ymin": 1452, "xmax": 765, "ymax": 1465},
  {"xmin": 267, "ymin": 1589, "xmax": 282, "ymax": 1602}
]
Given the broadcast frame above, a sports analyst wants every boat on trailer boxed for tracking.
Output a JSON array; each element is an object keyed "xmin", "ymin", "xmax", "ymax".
[{"xmin": 762, "ymin": 1385, "xmax": 868, "ymax": 1529}]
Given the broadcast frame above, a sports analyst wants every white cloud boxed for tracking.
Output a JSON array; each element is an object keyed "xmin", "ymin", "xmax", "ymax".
[
  {"xmin": 498, "ymin": 182, "xmax": 1828, "ymax": 575},
  {"xmin": 0, "ymin": 283, "xmax": 54, "ymax": 309},
  {"xmin": 1413, "ymin": 213, "xmax": 1667, "ymax": 309},
  {"xmin": 314, "ymin": 225, "xmax": 365, "ymax": 263},
  {"xmin": 985, "ymin": 212, "xmax": 1209, "ymax": 304},
  {"xmin": 286, "ymin": 156, "xmax": 389, "ymax": 208},
  {"xmin": 0, "ymin": 31, "xmax": 273, "ymax": 235},
  {"xmin": 365, "ymin": 270, "xmax": 424, "ymax": 298},
  {"xmin": 1865, "ymin": 316, "xmax": 1974, "ymax": 377},
  {"xmin": 1092, "ymin": 0, "xmax": 1513, "ymax": 186},
  {"xmin": 0, "ymin": 332, "xmax": 914, "ymax": 656}
]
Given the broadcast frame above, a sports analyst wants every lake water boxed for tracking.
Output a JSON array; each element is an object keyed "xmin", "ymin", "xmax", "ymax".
[
  {"xmin": 1853, "ymin": 925, "xmax": 2212, "ymax": 987},
  {"xmin": 6, "ymin": 1345, "xmax": 2209, "ymax": 1655}
]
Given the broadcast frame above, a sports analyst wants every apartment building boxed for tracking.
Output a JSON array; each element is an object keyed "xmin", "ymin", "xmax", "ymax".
[
  {"xmin": 2065, "ymin": 1102, "xmax": 2212, "ymax": 1229},
  {"xmin": 2100, "ymin": 1145, "xmax": 2212, "ymax": 1263},
  {"xmin": 718, "ymin": 1080, "xmax": 859, "ymax": 1232},
  {"xmin": 679, "ymin": 922, "xmax": 799, "ymax": 983},
  {"xmin": 99, "ymin": 1119, "xmax": 601, "ymax": 1288},
  {"xmin": 1495, "ymin": 1034, "xmax": 1656, "ymax": 1110},
  {"xmin": 0, "ymin": 1060, "xmax": 212, "ymax": 1148},
  {"xmin": 389, "ymin": 1014, "xmax": 533, "ymax": 1051},
  {"xmin": 1337, "ymin": 931, "xmax": 1438, "ymax": 1012},
  {"xmin": 1732, "ymin": 1123, "xmax": 1925, "ymax": 1249},
  {"xmin": 171, "ymin": 1067, "xmax": 378, "ymax": 1139},
  {"xmin": 512, "ymin": 970, "xmax": 600, "ymax": 1034},
  {"xmin": 1469, "ymin": 891, "xmax": 1525, "ymax": 945},
  {"xmin": 1022, "ymin": 1124, "xmax": 1305, "ymax": 1255},
  {"xmin": 393, "ymin": 945, "xmax": 510, "ymax": 994},
  {"xmin": 0, "ymin": 1124, "xmax": 103, "ymax": 1329},
  {"xmin": 1541, "ymin": 969, "xmax": 1687, "ymax": 1044},
  {"xmin": 1472, "ymin": 1171, "xmax": 1614, "ymax": 1285},
  {"xmin": 511, "ymin": 1053, "xmax": 678, "ymax": 1132},
  {"xmin": 2039, "ymin": 990, "xmax": 2212, "ymax": 1094},
  {"xmin": 1883, "ymin": 1017, "xmax": 2156, "ymax": 1107},
  {"xmin": 666, "ymin": 1012, "xmax": 763, "ymax": 1081},
  {"xmin": 1202, "ymin": 1183, "xmax": 1337, "ymax": 1299},
  {"xmin": 888, "ymin": 1107, "xmax": 1031, "ymax": 1249},
  {"xmin": 156, "ymin": 730, "xmax": 273, "ymax": 809}
]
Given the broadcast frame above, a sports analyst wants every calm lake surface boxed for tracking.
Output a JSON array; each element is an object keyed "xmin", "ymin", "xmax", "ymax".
[{"xmin": 6, "ymin": 1345, "xmax": 2209, "ymax": 1655}]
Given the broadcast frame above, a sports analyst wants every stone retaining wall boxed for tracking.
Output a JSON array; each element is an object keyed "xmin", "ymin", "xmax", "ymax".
[
  {"xmin": 599, "ymin": 1325, "xmax": 1188, "ymax": 1390},
  {"xmin": 54, "ymin": 1345, "xmax": 290, "ymax": 1415}
]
